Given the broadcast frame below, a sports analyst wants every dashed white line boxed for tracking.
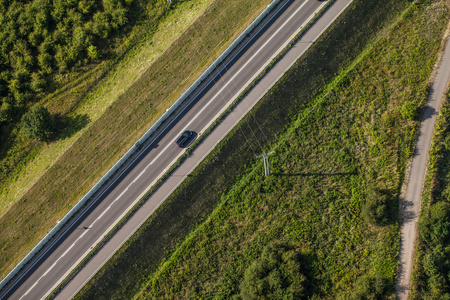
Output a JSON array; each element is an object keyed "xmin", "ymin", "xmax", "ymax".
[{"xmin": 61, "ymin": 244, "xmax": 75, "ymax": 258}]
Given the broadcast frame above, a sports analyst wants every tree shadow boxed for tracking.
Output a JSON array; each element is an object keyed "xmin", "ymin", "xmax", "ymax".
[
  {"xmin": 54, "ymin": 113, "xmax": 91, "ymax": 141},
  {"xmin": 273, "ymin": 172, "xmax": 356, "ymax": 177}
]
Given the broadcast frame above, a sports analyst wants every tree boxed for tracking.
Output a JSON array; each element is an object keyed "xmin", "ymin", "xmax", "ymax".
[
  {"xmin": 0, "ymin": 99, "xmax": 16, "ymax": 124},
  {"xmin": 361, "ymin": 186, "xmax": 392, "ymax": 226},
  {"xmin": 240, "ymin": 244, "xmax": 307, "ymax": 300},
  {"xmin": 350, "ymin": 274, "xmax": 388, "ymax": 300},
  {"xmin": 419, "ymin": 202, "xmax": 450, "ymax": 247},
  {"xmin": 21, "ymin": 104, "xmax": 54, "ymax": 141},
  {"xmin": 30, "ymin": 72, "xmax": 47, "ymax": 93},
  {"xmin": 92, "ymin": 12, "xmax": 111, "ymax": 38},
  {"xmin": 400, "ymin": 101, "xmax": 417, "ymax": 120},
  {"xmin": 87, "ymin": 45, "xmax": 98, "ymax": 60}
]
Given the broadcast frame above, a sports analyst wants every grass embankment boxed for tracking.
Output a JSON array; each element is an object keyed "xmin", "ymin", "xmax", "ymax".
[
  {"xmin": 0, "ymin": 0, "xmax": 272, "ymax": 281},
  {"xmin": 74, "ymin": 0, "xmax": 450, "ymax": 298},
  {"xmin": 410, "ymin": 89, "xmax": 450, "ymax": 298}
]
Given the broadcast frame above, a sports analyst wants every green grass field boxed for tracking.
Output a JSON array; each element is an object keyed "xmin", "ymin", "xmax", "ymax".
[
  {"xmin": 75, "ymin": 0, "xmax": 450, "ymax": 299},
  {"xmin": 0, "ymin": 0, "xmax": 272, "ymax": 281}
]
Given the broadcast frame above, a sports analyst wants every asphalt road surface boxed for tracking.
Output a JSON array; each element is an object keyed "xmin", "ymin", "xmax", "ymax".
[
  {"xmin": 0, "ymin": 0, "xmax": 353, "ymax": 299},
  {"xmin": 396, "ymin": 36, "xmax": 450, "ymax": 299}
]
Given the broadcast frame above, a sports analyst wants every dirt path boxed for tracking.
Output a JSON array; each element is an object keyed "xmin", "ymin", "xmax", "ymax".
[{"xmin": 396, "ymin": 28, "xmax": 450, "ymax": 299}]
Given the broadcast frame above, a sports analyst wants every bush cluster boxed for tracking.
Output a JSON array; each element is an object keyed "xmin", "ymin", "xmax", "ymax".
[
  {"xmin": 361, "ymin": 185, "xmax": 393, "ymax": 226},
  {"xmin": 349, "ymin": 274, "xmax": 390, "ymax": 300},
  {"xmin": 417, "ymin": 201, "xmax": 450, "ymax": 298},
  {"xmin": 20, "ymin": 104, "xmax": 54, "ymax": 141},
  {"xmin": 238, "ymin": 244, "xmax": 308, "ymax": 300}
]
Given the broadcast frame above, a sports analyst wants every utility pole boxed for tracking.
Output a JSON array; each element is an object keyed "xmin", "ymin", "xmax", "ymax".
[{"xmin": 256, "ymin": 151, "xmax": 274, "ymax": 176}]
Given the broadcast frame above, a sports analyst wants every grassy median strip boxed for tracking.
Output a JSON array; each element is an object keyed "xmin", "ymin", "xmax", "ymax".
[
  {"xmin": 0, "ymin": 0, "xmax": 273, "ymax": 281},
  {"xmin": 72, "ymin": 0, "xmax": 450, "ymax": 298}
]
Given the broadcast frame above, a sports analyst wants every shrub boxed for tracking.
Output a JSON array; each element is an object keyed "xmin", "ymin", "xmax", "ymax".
[
  {"xmin": 350, "ymin": 274, "xmax": 389, "ymax": 299},
  {"xmin": 240, "ymin": 244, "xmax": 308, "ymax": 300},
  {"xmin": 418, "ymin": 202, "xmax": 450, "ymax": 247},
  {"xmin": 443, "ymin": 134, "xmax": 450, "ymax": 150},
  {"xmin": 21, "ymin": 104, "xmax": 54, "ymax": 141},
  {"xmin": 361, "ymin": 186, "xmax": 392, "ymax": 226},
  {"xmin": 400, "ymin": 101, "xmax": 417, "ymax": 120}
]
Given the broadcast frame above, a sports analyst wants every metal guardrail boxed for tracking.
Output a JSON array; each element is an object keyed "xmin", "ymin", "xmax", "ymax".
[{"xmin": 0, "ymin": 0, "xmax": 283, "ymax": 295}]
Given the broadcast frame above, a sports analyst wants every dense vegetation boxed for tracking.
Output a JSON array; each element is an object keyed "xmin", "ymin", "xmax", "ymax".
[
  {"xmin": 0, "ymin": 0, "xmax": 134, "ymax": 126},
  {"xmin": 412, "ymin": 94, "xmax": 450, "ymax": 299},
  {"xmin": 76, "ymin": 0, "xmax": 449, "ymax": 299},
  {"xmin": 238, "ymin": 243, "xmax": 310, "ymax": 300}
]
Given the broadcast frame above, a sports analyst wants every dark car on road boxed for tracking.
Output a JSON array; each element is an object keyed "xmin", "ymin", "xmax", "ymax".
[{"xmin": 175, "ymin": 130, "xmax": 193, "ymax": 147}]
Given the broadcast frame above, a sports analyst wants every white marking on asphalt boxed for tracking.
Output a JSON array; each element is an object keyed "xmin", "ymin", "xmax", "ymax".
[
  {"xmin": 132, "ymin": 168, "xmax": 147, "ymax": 184},
  {"xmin": 42, "ymin": 261, "xmax": 58, "ymax": 277},
  {"xmin": 61, "ymin": 243, "xmax": 75, "ymax": 258},
  {"xmin": 149, "ymin": 143, "xmax": 173, "ymax": 165},
  {"xmin": 96, "ymin": 207, "xmax": 110, "ymax": 221},
  {"xmin": 19, "ymin": 280, "xmax": 39, "ymax": 299}
]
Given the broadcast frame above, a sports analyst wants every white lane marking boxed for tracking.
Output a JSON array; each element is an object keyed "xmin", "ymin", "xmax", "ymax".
[
  {"xmin": 42, "ymin": 260, "xmax": 58, "ymax": 278},
  {"xmin": 96, "ymin": 207, "xmax": 110, "ymax": 222},
  {"xmin": 18, "ymin": 183, "xmax": 126, "ymax": 299},
  {"xmin": 18, "ymin": 280, "xmax": 39, "ymax": 300},
  {"xmin": 149, "ymin": 0, "xmax": 310, "ymax": 166},
  {"xmin": 132, "ymin": 168, "xmax": 147, "ymax": 184},
  {"xmin": 60, "ymin": 243, "xmax": 75, "ymax": 258},
  {"xmin": 149, "ymin": 142, "xmax": 174, "ymax": 165}
]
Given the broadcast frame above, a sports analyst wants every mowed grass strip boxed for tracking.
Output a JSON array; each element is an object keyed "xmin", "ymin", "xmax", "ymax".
[
  {"xmin": 0, "ymin": 0, "xmax": 272, "ymax": 280},
  {"xmin": 71, "ymin": 0, "xmax": 448, "ymax": 298}
]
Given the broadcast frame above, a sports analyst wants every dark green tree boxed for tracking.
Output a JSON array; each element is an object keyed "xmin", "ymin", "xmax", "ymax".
[
  {"xmin": 419, "ymin": 202, "xmax": 450, "ymax": 247},
  {"xmin": 361, "ymin": 186, "xmax": 392, "ymax": 226},
  {"xmin": 350, "ymin": 274, "xmax": 389, "ymax": 299},
  {"xmin": 0, "ymin": 99, "xmax": 16, "ymax": 124},
  {"xmin": 400, "ymin": 101, "xmax": 417, "ymax": 120},
  {"xmin": 240, "ymin": 244, "xmax": 307, "ymax": 300},
  {"xmin": 21, "ymin": 104, "xmax": 54, "ymax": 141},
  {"xmin": 30, "ymin": 72, "xmax": 47, "ymax": 93}
]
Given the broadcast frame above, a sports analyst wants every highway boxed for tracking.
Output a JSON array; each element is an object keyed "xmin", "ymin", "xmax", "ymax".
[{"xmin": 0, "ymin": 0, "xmax": 353, "ymax": 299}]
